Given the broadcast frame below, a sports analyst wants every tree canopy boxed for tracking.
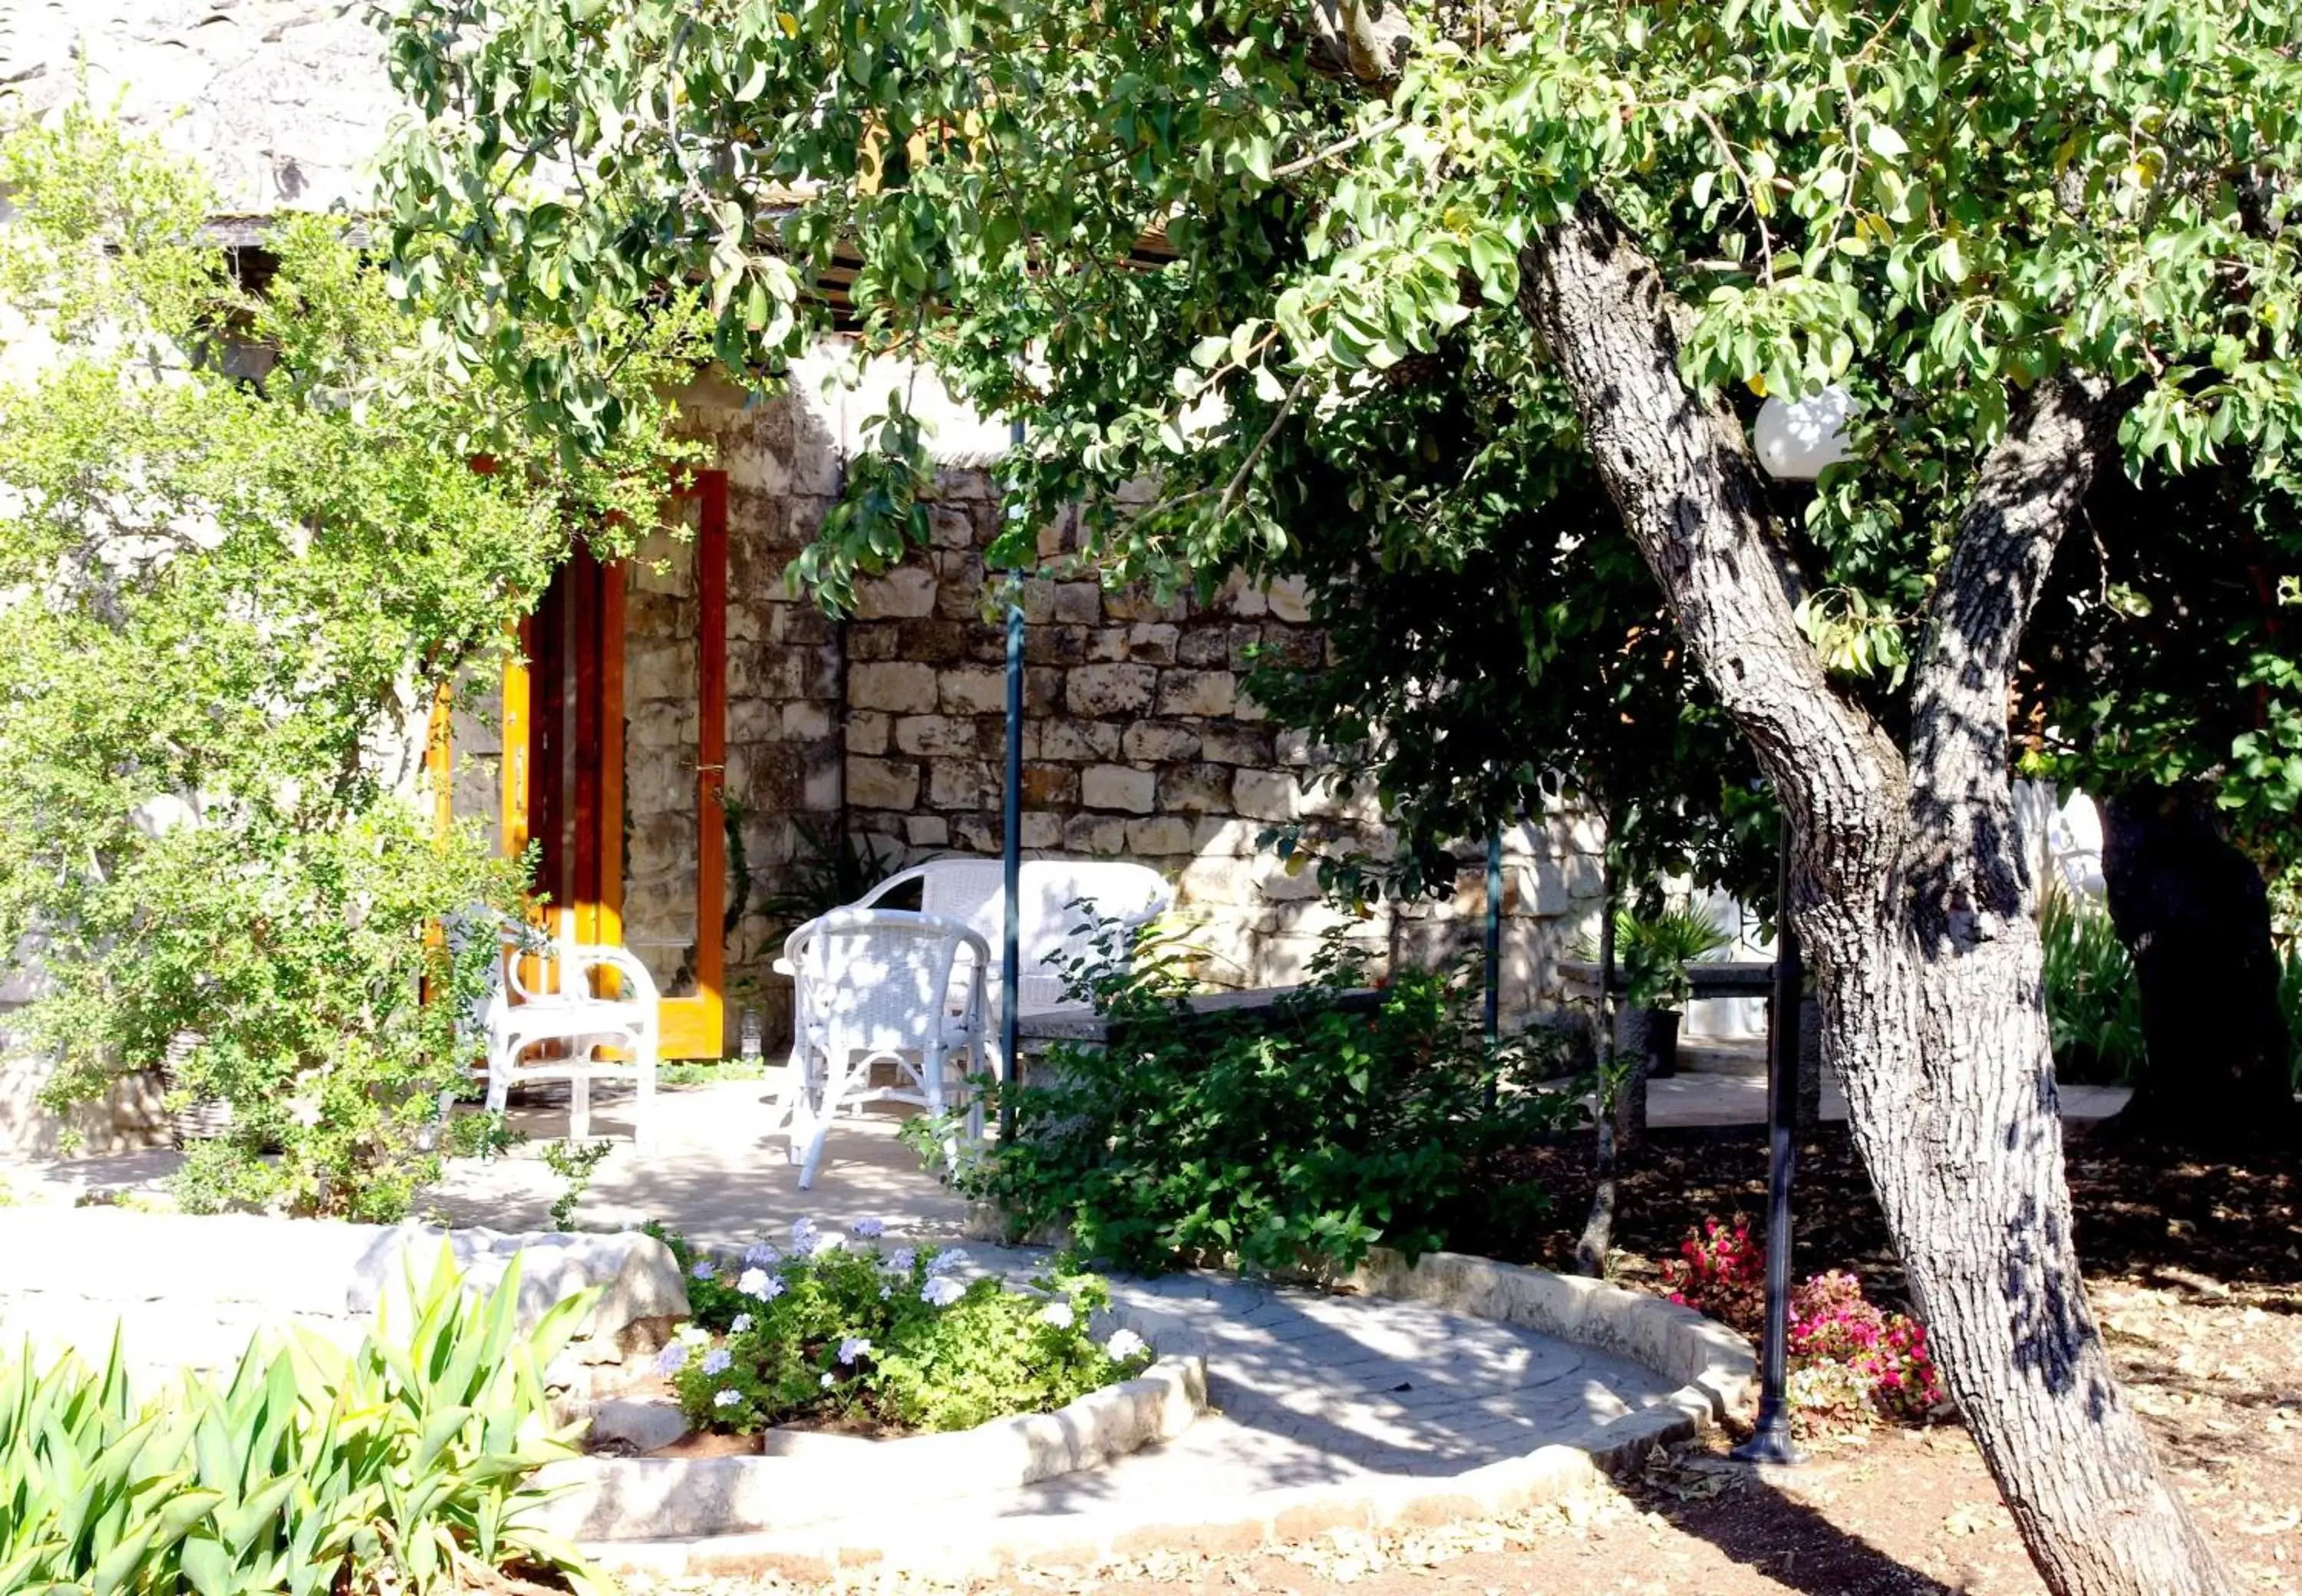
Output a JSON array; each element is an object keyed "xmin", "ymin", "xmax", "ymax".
[
  {"xmin": 373, "ymin": 2, "xmax": 2302, "ymax": 1589},
  {"xmin": 377, "ymin": 0, "xmax": 2300, "ymax": 592}
]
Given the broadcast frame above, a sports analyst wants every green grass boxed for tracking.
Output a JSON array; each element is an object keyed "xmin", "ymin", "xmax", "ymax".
[{"xmin": 657, "ymin": 1057, "xmax": 770, "ymax": 1088}]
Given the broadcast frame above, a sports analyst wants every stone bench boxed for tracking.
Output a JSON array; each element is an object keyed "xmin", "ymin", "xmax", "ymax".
[{"xmin": 0, "ymin": 1208, "xmax": 687, "ymax": 1385}]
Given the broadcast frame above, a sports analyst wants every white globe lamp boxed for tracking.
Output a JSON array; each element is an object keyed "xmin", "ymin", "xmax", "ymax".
[{"xmin": 1753, "ymin": 385, "xmax": 1857, "ymax": 480}]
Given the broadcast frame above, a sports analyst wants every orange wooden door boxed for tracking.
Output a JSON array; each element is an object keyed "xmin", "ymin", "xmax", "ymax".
[
  {"xmin": 499, "ymin": 470, "xmax": 728, "ymax": 1058},
  {"xmin": 646, "ymin": 470, "xmax": 727, "ymax": 1059}
]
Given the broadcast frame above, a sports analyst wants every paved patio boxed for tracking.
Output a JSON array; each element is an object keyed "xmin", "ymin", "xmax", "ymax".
[
  {"xmin": 2, "ymin": 1074, "xmax": 1695, "ymax": 1555},
  {"xmin": 0, "ymin": 1065, "xmax": 2135, "ymax": 1559},
  {"xmin": 2, "ymin": 1060, "xmax": 2132, "ymax": 1228}
]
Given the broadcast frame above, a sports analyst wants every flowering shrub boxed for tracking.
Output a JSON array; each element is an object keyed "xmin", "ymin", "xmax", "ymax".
[
  {"xmin": 1789, "ymin": 1271, "xmax": 1944, "ymax": 1423},
  {"xmin": 1663, "ymin": 1222, "xmax": 1944, "ymax": 1430},
  {"xmin": 651, "ymin": 1220, "xmax": 1155, "ymax": 1435},
  {"xmin": 1661, "ymin": 1215, "xmax": 1766, "ymax": 1334}
]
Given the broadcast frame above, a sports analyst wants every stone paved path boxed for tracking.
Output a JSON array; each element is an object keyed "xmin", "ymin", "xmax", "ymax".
[
  {"xmin": 737, "ymin": 1252, "xmax": 1682, "ymax": 1536},
  {"xmin": 1038, "ymin": 1271, "xmax": 1674, "ymax": 1506},
  {"xmin": 2, "ymin": 1067, "xmax": 2131, "ymax": 1225},
  {"xmin": 2, "ymin": 1077, "xmax": 1695, "ymax": 1554}
]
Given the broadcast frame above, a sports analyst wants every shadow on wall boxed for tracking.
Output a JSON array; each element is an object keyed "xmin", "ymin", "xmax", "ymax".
[{"xmin": 0, "ymin": 1016, "xmax": 170, "ymax": 1159}]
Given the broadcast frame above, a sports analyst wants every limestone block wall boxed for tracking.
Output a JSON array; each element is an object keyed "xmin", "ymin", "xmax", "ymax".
[
  {"xmin": 596, "ymin": 374, "xmax": 1614, "ymax": 1040},
  {"xmin": 829, "ymin": 473, "xmax": 1608, "ymax": 1021}
]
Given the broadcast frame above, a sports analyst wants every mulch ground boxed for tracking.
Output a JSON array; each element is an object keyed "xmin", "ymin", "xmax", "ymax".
[
  {"xmin": 1494, "ymin": 1120, "xmax": 2302, "ymax": 1306},
  {"xmin": 624, "ymin": 1129, "xmax": 2302, "ymax": 1595}
]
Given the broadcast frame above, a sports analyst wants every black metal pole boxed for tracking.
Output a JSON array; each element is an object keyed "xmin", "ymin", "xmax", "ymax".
[
  {"xmin": 1732, "ymin": 816, "xmax": 1802, "ymax": 1465},
  {"xmin": 998, "ymin": 420, "xmax": 1027, "ymax": 1140},
  {"xmin": 1482, "ymin": 826, "xmax": 1502, "ymax": 1110}
]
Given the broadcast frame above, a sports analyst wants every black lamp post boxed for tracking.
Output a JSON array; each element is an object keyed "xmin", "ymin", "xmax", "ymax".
[
  {"xmin": 998, "ymin": 420, "xmax": 1027, "ymax": 1139},
  {"xmin": 1731, "ymin": 817, "xmax": 1802, "ymax": 1464}
]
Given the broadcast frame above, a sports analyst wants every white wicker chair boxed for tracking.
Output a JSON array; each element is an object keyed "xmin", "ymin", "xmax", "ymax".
[
  {"xmin": 853, "ymin": 857, "xmax": 1172, "ymax": 1012},
  {"xmin": 773, "ymin": 908, "xmax": 988, "ymax": 1189},
  {"xmin": 467, "ymin": 912, "xmax": 661, "ymax": 1148}
]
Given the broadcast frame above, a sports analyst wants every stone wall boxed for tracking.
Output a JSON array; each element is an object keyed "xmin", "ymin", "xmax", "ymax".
[
  {"xmin": 516, "ymin": 370, "xmax": 1614, "ymax": 1047},
  {"xmin": 796, "ymin": 429, "xmax": 1608, "ymax": 1021},
  {"xmin": 7, "ymin": 1, "xmax": 407, "ymax": 216}
]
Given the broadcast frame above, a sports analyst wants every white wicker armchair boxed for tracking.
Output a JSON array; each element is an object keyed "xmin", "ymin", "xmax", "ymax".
[
  {"xmin": 466, "ymin": 912, "xmax": 660, "ymax": 1147},
  {"xmin": 853, "ymin": 857, "xmax": 1172, "ymax": 1011},
  {"xmin": 773, "ymin": 908, "xmax": 988, "ymax": 1189}
]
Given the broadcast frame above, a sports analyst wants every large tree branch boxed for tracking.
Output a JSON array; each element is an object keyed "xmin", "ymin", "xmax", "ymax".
[
  {"xmin": 1905, "ymin": 375, "xmax": 2128, "ymax": 950},
  {"xmin": 1517, "ymin": 200, "xmax": 1907, "ymax": 919}
]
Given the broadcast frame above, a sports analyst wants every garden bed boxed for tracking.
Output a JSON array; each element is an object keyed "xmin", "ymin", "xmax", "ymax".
[
  {"xmin": 540, "ymin": 1219, "xmax": 1210, "ymax": 1541},
  {"xmin": 544, "ymin": 1353, "xmax": 1208, "ymax": 1540}
]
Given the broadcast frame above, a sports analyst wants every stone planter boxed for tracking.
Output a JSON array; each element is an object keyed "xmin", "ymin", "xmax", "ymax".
[
  {"xmin": 1614, "ymin": 1005, "xmax": 1681, "ymax": 1079},
  {"xmin": 539, "ymin": 1354, "xmax": 1209, "ymax": 1541}
]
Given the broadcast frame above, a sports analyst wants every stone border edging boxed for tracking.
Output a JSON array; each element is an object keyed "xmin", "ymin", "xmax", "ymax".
[
  {"xmin": 535, "ymin": 1355, "xmax": 1208, "ymax": 1542},
  {"xmin": 1344, "ymin": 1246, "xmax": 1756, "ymax": 1425},
  {"xmin": 576, "ymin": 1249, "xmax": 1755, "ymax": 1581}
]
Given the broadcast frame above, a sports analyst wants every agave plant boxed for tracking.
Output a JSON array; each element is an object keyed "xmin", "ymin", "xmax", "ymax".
[{"xmin": 0, "ymin": 1247, "xmax": 603, "ymax": 1596}]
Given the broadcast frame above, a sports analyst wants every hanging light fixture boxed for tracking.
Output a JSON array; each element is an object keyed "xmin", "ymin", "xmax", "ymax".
[{"xmin": 1753, "ymin": 386, "xmax": 1857, "ymax": 480}]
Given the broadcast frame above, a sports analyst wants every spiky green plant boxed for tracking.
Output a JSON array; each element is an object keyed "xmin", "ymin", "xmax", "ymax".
[{"xmin": 0, "ymin": 1248, "xmax": 602, "ymax": 1596}]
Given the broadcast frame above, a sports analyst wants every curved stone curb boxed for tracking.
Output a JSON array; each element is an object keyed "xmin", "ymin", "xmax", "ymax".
[
  {"xmin": 576, "ymin": 1251, "xmax": 1755, "ymax": 1581},
  {"xmin": 534, "ymin": 1355, "xmax": 1208, "ymax": 1542},
  {"xmin": 1344, "ymin": 1246, "xmax": 1757, "ymax": 1425}
]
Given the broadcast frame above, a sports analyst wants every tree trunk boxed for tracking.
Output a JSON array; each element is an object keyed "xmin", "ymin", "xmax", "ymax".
[
  {"xmin": 2101, "ymin": 782, "xmax": 2297, "ymax": 1149},
  {"xmin": 1521, "ymin": 201, "xmax": 2233, "ymax": 1596}
]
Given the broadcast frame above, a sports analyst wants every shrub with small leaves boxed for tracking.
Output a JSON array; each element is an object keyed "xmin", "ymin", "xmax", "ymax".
[
  {"xmin": 951, "ymin": 925, "xmax": 1579, "ymax": 1276},
  {"xmin": 657, "ymin": 1220, "xmax": 1154, "ymax": 1436}
]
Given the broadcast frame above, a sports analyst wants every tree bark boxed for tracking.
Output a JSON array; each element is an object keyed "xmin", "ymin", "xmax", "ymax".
[
  {"xmin": 2102, "ymin": 783, "xmax": 2297, "ymax": 1148},
  {"xmin": 1520, "ymin": 201, "xmax": 2233, "ymax": 1596}
]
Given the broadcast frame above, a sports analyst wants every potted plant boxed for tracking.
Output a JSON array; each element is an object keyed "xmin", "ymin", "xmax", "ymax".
[{"xmin": 1614, "ymin": 906, "xmax": 1733, "ymax": 1079}]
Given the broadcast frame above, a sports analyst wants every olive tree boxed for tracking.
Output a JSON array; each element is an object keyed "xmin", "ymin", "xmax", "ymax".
[{"xmin": 371, "ymin": 2, "xmax": 2302, "ymax": 1588}]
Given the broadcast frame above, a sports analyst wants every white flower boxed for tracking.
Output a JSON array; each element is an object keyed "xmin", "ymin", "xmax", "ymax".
[
  {"xmin": 886, "ymin": 1248, "xmax": 918, "ymax": 1275},
  {"xmin": 701, "ymin": 1348, "xmax": 733, "ymax": 1375},
  {"xmin": 285, "ymin": 1097, "xmax": 322, "ymax": 1129},
  {"xmin": 713, "ymin": 1388, "xmax": 741, "ymax": 1409},
  {"xmin": 925, "ymin": 1248, "xmax": 968, "ymax": 1276},
  {"xmin": 1037, "ymin": 1300, "xmax": 1075, "ymax": 1331},
  {"xmin": 737, "ymin": 1268, "xmax": 784, "ymax": 1301},
  {"xmin": 837, "ymin": 1336, "xmax": 873, "ymax": 1364},
  {"xmin": 921, "ymin": 1275, "xmax": 966, "ymax": 1308},
  {"xmin": 879, "ymin": 1285, "xmax": 891, "ymax": 1300},
  {"xmin": 656, "ymin": 1342, "xmax": 688, "ymax": 1376},
  {"xmin": 810, "ymin": 1232, "xmax": 845, "ymax": 1257},
  {"xmin": 1105, "ymin": 1329, "xmax": 1149, "ymax": 1361},
  {"xmin": 850, "ymin": 1218, "xmax": 886, "ymax": 1238},
  {"xmin": 820, "ymin": 1371, "xmax": 836, "ymax": 1389},
  {"xmin": 729, "ymin": 1314, "xmax": 754, "ymax": 1334}
]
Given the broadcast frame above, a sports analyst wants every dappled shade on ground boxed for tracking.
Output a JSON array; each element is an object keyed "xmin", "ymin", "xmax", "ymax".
[{"xmin": 1484, "ymin": 1123, "xmax": 2302, "ymax": 1307}]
